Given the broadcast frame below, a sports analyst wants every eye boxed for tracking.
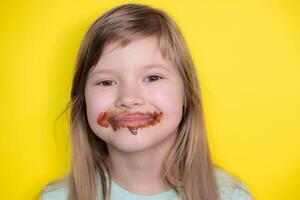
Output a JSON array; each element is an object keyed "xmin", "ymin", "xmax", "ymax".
[
  {"xmin": 144, "ymin": 75, "xmax": 163, "ymax": 82},
  {"xmin": 96, "ymin": 80, "xmax": 117, "ymax": 86}
]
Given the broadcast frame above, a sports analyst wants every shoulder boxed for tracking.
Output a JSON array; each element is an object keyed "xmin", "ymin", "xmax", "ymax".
[
  {"xmin": 214, "ymin": 167, "xmax": 254, "ymax": 200},
  {"xmin": 40, "ymin": 180, "xmax": 69, "ymax": 200}
]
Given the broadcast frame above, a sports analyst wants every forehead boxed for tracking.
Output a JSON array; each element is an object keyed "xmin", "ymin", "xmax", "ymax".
[
  {"xmin": 91, "ymin": 36, "xmax": 176, "ymax": 72},
  {"xmin": 102, "ymin": 36, "xmax": 160, "ymax": 55}
]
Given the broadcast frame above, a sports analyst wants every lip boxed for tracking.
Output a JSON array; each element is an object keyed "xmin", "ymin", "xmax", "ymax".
[
  {"xmin": 115, "ymin": 114, "xmax": 153, "ymax": 123},
  {"xmin": 97, "ymin": 111, "xmax": 163, "ymax": 133}
]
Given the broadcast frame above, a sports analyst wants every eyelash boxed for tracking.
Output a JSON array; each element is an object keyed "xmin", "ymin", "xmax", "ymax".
[
  {"xmin": 96, "ymin": 75, "xmax": 163, "ymax": 86},
  {"xmin": 144, "ymin": 75, "xmax": 163, "ymax": 82},
  {"xmin": 96, "ymin": 80, "xmax": 116, "ymax": 86}
]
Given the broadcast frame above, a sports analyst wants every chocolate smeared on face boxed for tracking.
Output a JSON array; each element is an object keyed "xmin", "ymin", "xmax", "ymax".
[
  {"xmin": 127, "ymin": 126, "xmax": 138, "ymax": 135},
  {"xmin": 97, "ymin": 111, "xmax": 163, "ymax": 135}
]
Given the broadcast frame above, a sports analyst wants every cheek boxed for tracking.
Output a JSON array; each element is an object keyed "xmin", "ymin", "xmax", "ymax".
[
  {"xmin": 85, "ymin": 90, "xmax": 115, "ymax": 127},
  {"xmin": 147, "ymin": 83, "xmax": 184, "ymax": 119}
]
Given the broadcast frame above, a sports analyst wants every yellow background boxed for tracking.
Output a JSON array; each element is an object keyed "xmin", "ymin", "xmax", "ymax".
[{"xmin": 1, "ymin": 0, "xmax": 299, "ymax": 199}]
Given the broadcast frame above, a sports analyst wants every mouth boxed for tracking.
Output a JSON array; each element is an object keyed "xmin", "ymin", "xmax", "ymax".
[
  {"xmin": 97, "ymin": 111, "xmax": 163, "ymax": 135},
  {"xmin": 114, "ymin": 114, "xmax": 153, "ymax": 123}
]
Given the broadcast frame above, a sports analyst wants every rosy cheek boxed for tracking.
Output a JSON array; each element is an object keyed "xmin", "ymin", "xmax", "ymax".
[
  {"xmin": 150, "ymin": 84, "xmax": 180, "ymax": 103},
  {"xmin": 86, "ymin": 93, "xmax": 110, "ymax": 120}
]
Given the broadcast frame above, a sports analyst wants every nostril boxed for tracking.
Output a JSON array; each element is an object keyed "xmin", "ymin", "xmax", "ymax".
[
  {"xmin": 119, "ymin": 101, "xmax": 143, "ymax": 108},
  {"xmin": 116, "ymin": 95, "xmax": 145, "ymax": 109},
  {"xmin": 115, "ymin": 86, "xmax": 145, "ymax": 108}
]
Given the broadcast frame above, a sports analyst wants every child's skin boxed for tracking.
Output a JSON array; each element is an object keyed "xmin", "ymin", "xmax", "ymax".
[{"xmin": 84, "ymin": 36, "xmax": 185, "ymax": 195}]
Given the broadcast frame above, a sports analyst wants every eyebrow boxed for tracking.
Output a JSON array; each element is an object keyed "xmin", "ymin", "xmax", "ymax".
[{"xmin": 91, "ymin": 63, "xmax": 172, "ymax": 76}]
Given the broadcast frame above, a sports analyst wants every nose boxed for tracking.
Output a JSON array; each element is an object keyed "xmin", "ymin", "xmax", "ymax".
[{"xmin": 115, "ymin": 83, "xmax": 145, "ymax": 109}]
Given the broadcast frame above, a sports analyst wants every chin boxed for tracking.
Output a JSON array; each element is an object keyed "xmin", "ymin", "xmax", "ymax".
[
  {"xmin": 106, "ymin": 126, "xmax": 177, "ymax": 154},
  {"xmin": 106, "ymin": 128, "xmax": 155, "ymax": 151}
]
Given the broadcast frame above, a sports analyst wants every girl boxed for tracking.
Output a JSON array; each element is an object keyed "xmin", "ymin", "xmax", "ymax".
[{"xmin": 41, "ymin": 3, "xmax": 253, "ymax": 200}]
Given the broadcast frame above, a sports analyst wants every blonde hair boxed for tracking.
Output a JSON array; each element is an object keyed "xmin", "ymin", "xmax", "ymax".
[{"xmin": 43, "ymin": 3, "xmax": 220, "ymax": 200}]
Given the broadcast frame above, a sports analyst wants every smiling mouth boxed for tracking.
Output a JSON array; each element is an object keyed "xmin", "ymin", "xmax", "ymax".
[
  {"xmin": 114, "ymin": 114, "xmax": 153, "ymax": 124},
  {"xmin": 97, "ymin": 111, "xmax": 163, "ymax": 135}
]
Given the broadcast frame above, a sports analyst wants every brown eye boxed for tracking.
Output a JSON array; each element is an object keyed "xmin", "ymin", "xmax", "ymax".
[
  {"xmin": 144, "ymin": 75, "xmax": 163, "ymax": 82},
  {"xmin": 96, "ymin": 80, "xmax": 116, "ymax": 86}
]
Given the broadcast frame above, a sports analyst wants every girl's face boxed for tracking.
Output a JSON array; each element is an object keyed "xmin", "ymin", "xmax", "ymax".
[{"xmin": 84, "ymin": 36, "xmax": 185, "ymax": 154}]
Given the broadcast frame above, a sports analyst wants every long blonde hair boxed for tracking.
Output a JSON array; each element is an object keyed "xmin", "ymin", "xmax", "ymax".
[{"xmin": 44, "ymin": 3, "xmax": 220, "ymax": 200}]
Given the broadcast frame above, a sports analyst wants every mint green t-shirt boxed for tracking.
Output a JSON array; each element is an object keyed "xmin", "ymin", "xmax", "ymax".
[{"xmin": 41, "ymin": 168, "xmax": 253, "ymax": 200}]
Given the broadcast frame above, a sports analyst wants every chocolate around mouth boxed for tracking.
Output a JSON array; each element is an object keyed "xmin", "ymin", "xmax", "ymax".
[{"xmin": 97, "ymin": 111, "xmax": 163, "ymax": 135}]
